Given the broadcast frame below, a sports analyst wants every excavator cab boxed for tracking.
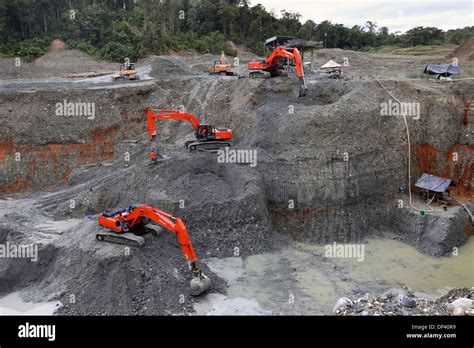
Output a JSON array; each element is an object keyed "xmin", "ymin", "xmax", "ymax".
[
  {"xmin": 196, "ymin": 124, "xmax": 216, "ymax": 141},
  {"xmin": 211, "ymin": 51, "xmax": 235, "ymax": 76},
  {"xmin": 114, "ymin": 63, "xmax": 138, "ymax": 80},
  {"xmin": 102, "ymin": 207, "xmax": 127, "ymax": 218},
  {"xmin": 122, "ymin": 62, "xmax": 134, "ymax": 70}
]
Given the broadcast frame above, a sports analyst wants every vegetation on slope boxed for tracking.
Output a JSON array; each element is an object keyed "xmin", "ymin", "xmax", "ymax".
[{"xmin": 0, "ymin": 0, "xmax": 472, "ymax": 61}]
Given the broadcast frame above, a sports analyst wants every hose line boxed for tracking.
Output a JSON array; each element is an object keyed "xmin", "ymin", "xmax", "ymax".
[{"xmin": 375, "ymin": 77, "xmax": 433, "ymax": 212}]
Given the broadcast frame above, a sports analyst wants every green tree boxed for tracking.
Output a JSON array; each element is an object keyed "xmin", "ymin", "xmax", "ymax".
[{"xmin": 0, "ymin": 0, "xmax": 472, "ymax": 62}]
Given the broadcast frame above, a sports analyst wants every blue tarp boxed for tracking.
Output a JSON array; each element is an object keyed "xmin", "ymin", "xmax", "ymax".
[
  {"xmin": 414, "ymin": 173, "xmax": 452, "ymax": 193},
  {"xmin": 423, "ymin": 64, "xmax": 461, "ymax": 76}
]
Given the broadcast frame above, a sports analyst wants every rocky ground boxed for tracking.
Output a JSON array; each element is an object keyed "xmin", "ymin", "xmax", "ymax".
[
  {"xmin": 446, "ymin": 37, "xmax": 474, "ymax": 68},
  {"xmin": 310, "ymin": 44, "xmax": 461, "ymax": 77},
  {"xmin": 0, "ymin": 191, "xmax": 229, "ymax": 316},
  {"xmin": 334, "ymin": 287, "xmax": 474, "ymax": 316},
  {"xmin": 0, "ymin": 42, "xmax": 472, "ymax": 315}
]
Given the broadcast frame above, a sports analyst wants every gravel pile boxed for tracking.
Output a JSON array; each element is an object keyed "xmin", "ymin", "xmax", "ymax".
[{"xmin": 334, "ymin": 287, "xmax": 474, "ymax": 316}]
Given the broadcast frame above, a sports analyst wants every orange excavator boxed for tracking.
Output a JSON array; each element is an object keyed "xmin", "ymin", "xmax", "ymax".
[
  {"xmin": 97, "ymin": 204, "xmax": 211, "ymax": 295},
  {"xmin": 146, "ymin": 107, "xmax": 233, "ymax": 153},
  {"xmin": 248, "ymin": 46, "xmax": 307, "ymax": 97},
  {"xmin": 113, "ymin": 61, "xmax": 139, "ymax": 81},
  {"xmin": 210, "ymin": 51, "xmax": 235, "ymax": 76}
]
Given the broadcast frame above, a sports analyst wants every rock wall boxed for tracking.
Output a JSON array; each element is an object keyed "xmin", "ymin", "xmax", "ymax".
[
  {"xmin": 0, "ymin": 83, "xmax": 154, "ymax": 193},
  {"xmin": 0, "ymin": 69, "xmax": 472, "ymax": 249}
]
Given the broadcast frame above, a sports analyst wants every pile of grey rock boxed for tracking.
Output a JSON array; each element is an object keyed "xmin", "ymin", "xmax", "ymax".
[{"xmin": 333, "ymin": 287, "xmax": 473, "ymax": 316}]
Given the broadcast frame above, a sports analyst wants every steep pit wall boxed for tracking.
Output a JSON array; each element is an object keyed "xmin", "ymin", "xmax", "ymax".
[
  {"xmin": 0, "ymin": 83, "xmax": 154, "ymax": 194},
  {"xmin": 133, "ymin": 73, "xmax": 473, "ymax": 246},
  {"xmin": 243, "ymin": 77, "xmax": 401, "ymax": 242},
  {"xmin": 238, "ymin": 77, "xmax": 472, "ymax": 244},
  {"xmin": 392, "ymin": 203, "xmax": 471, "ymax": 256},
  {"xmin": 405, "ymin": 79, "xmax": 473, "ymax": 197},
  {"xmin": 146, "ymin": 75, "xmax": 262, "ymax": 145}
]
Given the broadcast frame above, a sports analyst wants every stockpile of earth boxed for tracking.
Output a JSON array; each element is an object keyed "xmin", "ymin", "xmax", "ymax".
[
  {"xmin": 446, "ymin": 37, "xmax": 474, "ymax": 67},
  {"xmin": 335, "ymin": 287, "xmax": 474, "ymax": 316}
]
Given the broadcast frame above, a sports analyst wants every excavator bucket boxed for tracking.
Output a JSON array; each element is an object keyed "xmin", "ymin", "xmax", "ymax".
[
  {"xmin": 299, "ymin": 77, "xmax": 308, "ymax": 97},
  {"xmin": 299, "ymin": 85, "xmax": 308, "ymax": 97},
  {"xmin": 190, "ymin": 273, "xmax": 212, "ymax": 296}
]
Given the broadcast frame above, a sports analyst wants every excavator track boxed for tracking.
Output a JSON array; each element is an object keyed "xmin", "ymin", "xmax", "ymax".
[
  {"xmin": 249, "ymin": 71, "xmax": 270, "ymax": 78},
  {"xmin": 210, "ymin": 71, "xmax": 236, "ymax": 76},
  {"xmin": 96, "ymin": 230, "xmax": 145, "ymax": 247},
  {"xmin": 185, "ymin": 140, "xmax": 231, "ymax": 152}
]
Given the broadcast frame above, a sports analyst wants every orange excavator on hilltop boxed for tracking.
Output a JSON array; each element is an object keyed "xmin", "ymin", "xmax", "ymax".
[
  {"xmin": 210, "ymin": 51, "xmax": 236, "ymax": 76},
  {"xmin": 113, "ymin": 60, "xmax": 139, "ymax": 81},
  {"xmin": 97, "ymin": 204, "xmax": 211, "ymax": 295},
  {"xmin": 146, "ymin": 107, "xmax": 232, "ymax": 154},
  {"xmin": 248, "ymin": 46, "xmax": 307, "ymax": 97}
]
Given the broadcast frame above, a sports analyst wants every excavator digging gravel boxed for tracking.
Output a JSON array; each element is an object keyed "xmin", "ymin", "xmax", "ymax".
[
  {"xmin": 97, "ymin": 204, "xmax": 211, "ymax": 295},
  {"xmin": 113, "ymin": 61, "xmax": 139, "ymax": 81},
  {"xmin": 248, "ymin": 46, "xmax": 308, "ymax": 97},
  {"xmin": 146, "ymin": 107, "xmax": 233, "ymax": 155},
  {"xmin": 210, "ymin": 51, "xmax": 236, "ymax": 76}
]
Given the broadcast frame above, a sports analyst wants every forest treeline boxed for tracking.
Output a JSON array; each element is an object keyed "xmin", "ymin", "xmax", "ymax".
[{"xmin": 0, "ymin": 0, "xmax": 473, "ymax": 61}]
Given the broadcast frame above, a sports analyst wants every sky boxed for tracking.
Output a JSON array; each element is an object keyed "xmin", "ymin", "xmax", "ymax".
[{"xmin": 251, "ymin": 0, "xmax": 473, "ymax": 33}]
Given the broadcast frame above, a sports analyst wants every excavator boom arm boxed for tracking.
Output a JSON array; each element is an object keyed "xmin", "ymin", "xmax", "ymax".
[
  {"xmin": 248, "ymin": 46, "xmax": 307, "ymax": 96},
  {"xmin": 124, "ymin": 205, "xmax": 198, "ymax": 263},
  {"xmin": 264, "ymin": 47, "xmax": 305, "ymax": 78},
  {"xmin": 146, "ymin": 108, "xmax": 201, "ymax": 140}
]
